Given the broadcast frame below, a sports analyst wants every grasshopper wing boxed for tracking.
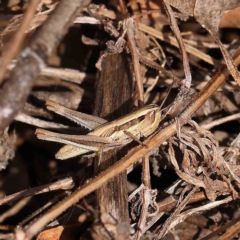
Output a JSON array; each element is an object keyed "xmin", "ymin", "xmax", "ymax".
[
  {"xmin": 46, "ymin": 100, "xmax": 107, "ymax": 130},
  {"xmin": 36, "ymin": 129, "xmax": 123, "ymax": 160}
]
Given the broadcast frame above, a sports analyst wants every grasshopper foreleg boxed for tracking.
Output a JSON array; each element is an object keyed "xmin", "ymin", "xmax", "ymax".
[{"xmin": 123, "ymin": 130, "xmax": 147, "ymax": 148}]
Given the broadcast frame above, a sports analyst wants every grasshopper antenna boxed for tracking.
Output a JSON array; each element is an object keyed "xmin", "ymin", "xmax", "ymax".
[{"xmin": 159, "ymin": 80, "xmax": 174, "ymax": 112}]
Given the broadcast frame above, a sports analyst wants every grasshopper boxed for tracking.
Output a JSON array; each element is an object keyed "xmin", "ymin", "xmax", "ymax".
[{"xmin": 36, "ymin": 100, "xmax": 162, "ymax": 160}]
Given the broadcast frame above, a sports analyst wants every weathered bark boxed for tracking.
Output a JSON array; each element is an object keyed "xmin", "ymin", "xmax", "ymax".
[{"xmin": 93, "ymin": 52, "xmax": 133, "ymax": 222}]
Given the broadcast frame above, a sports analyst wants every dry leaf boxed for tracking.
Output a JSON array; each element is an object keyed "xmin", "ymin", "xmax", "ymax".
[
  {"xmin": 164, "ymin": 0, "xmax": 240, "ymax": 31},
  {"xmin": 164, "ymin": 0, "xmax": 240, "ymax": 85},
  {"xmin": 37, "ymin": 226, "xmax": 64, "ymax": 240},
  {"xmin": 219, "ymin": 7, "xmax": 240, "ymax": 28}
]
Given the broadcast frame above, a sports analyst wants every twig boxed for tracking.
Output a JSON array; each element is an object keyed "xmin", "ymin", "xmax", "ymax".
[
  {"xmin": 201, "ymin": 113, "xmax": 240, "ymax": 130},
  {"xmin": 40, "ymin": 67, "xmax": 95, "ymax": 84},
  {"xmin": 23, "ymin": 34, "xmax": 240, "ymax": 240},
  {"xmin": 135, "ymin": 188, "xmax": 152, "ymax": 239},
  {"xmin": 0, "ymin": 0, "xmax": 90, "ymax": 132},
  {"xmin": 141, "ymin": 191, "xmax": 207, "ymax": 234},
  {"xmin": 138, "ymin": 23, "xmax": 222, "ymax": 68},
  {"xmin": 126, "ymin": 9, "xmax": 153, "ymax": 238},
  {"xmin": 74, "ymin": 16, "xmax": 101, "ymax": 24},
  {"xmin": 166, "ymin": 196, "xmax": 233, "ymax": 239},
  {"xmin": 118, "ymin": 4, "xmax": 152, "ymax": 237},
  {"xmin": 125, "ymin": 18, "xmax": 144, "ymax": 106},
  {"xmin": 15, "ymin": 113, "xmax": 70, "ymax": 129},
  {"xmin": 0, "ymin": 0, "xmax": 41, "ymax": 84},
  {"xmin": 157, "ymin": 186, "xmax": 198, "ymax": 238},
  {"xmin": 0, "ymin": 177, "xmax": 74, "ymax": 205},
  {"xmin": 0, "ymin": 197, "xmax": 32, "ymax": 223},
  {"xmin": 165, "ymin": 46, "xmax": 209, "ymax": 71},
  {"xmin": 8, "ymin": 63, "xmax": 95, "ymax": 84},
  {"xmin": 162, "ymin": 1, "xmax": 192, "ymax": 115},
  {"xmin": 199, "ymin": 215, "xmax": 240, "ymax": 240},
  {"xmin": 139, "ymin": 55, "xmax": 188, "ymax": 88},
  {"xmin": 179, "ymin": 48, "xmax": 240, "ymax": 125},
  {"xmin": 118, "ymin": 0, "xmax": 130, "ymax": 19},
  {"xmin": 213, "ymin": 91, "xmax": 239, "ymax": 114},
  {"xmin": 19, "ymin": 193, "xmax": 69, "ymax": 227},
  {"xmin": 209, "ymin": 28, "xmax": 240, "ymax": 87},
  {"xmin": 163, "ymin": 1, "xmax": 192, "ymax": 88},
  {"xmin": 158, "ymin": 191, "xmax": 206, "ymax": 212}
]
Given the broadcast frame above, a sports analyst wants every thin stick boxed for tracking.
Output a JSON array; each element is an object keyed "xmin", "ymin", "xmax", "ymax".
[
  {"xmin": 8, "ymin": 63, "xmax": 95, "ymax": 84},
  {"xmin": 199, "ymin": 215, "xmax": 240, "ymax": 240},
  {"xmin": 118, "ymin": 0, "xmax": 130, "ymax": 19},
  {"xmin": 125, "ymin": 18, "xmax": 145, "ymax": 106},
  {"xmin": 139, "ymin": 55, "xmax": 190, "ymax": 90},
  {"xmin": 15, "ymin": 113, "xmax": 70, "ymax": 129},
  {"xmin": 40, "ymin": 67, "xmax": 95, "ymax": 84},
  {"xmin": 163, "ymin": 1, "xmax": 192, "ymax": 88},
  {"xmin": 0, "ymin": 177, "xmax": 74, "ymax": 205},
  {"xmin": 0, "ymin": 0, "xmax": 41, "ymax": 84},
  {"xmin": 162, "ymin": 1, "xmax": 192, "ymax": 115},
  {"xmin": 179, "ymin": 48, "xmax": 240, "ymax": 125},
  {"xmin": 168, "ymin": 196, "xmax": 233, "ymax": 238},
  {"xmin": 208, "ymin": 27, "xmax": 240, "ymax": 87},
  {"xmin": 118, "ymin": 3, "xmax": 152, "ymax": 234},
  {"xmin": 127, "ymin": 11, "xmax": 153, "ymax": 237},
  {"xmin": 157, "ymin": 186, "xmax": 198, "ymax": 238},
  {"xmin": 139, "ymin": 23, "xmax": 222, "ymax": 68},
  {"xmin": 0, "ymin": 197, "xmax": 32, "ymax": 223},
  {"xmin": 19, "ymin": 192, "xmax": 69, "ymax": 227},
  {"xmin": 201, "ymin": 113, "xmax": 240, "ymax": 130}
]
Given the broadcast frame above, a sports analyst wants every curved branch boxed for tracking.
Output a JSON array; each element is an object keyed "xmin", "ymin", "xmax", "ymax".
[{"xmin": 0, "ymin": 0, "xmax": 90, "ymax": 131}]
